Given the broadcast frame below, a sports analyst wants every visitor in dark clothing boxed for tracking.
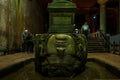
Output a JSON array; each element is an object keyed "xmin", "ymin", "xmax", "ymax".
[
  {"xmin": 22, "ymin": 30, "xmax": 29, "ymax": 53},
  {"xmin": 26, "ymin": 32, "xmax": 34, "ymax": 54}
]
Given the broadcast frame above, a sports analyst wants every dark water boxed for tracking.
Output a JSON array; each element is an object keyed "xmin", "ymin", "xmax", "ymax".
[{"xmin": 0, "ymin": 61, "xmax": 119, "ymax": 80}]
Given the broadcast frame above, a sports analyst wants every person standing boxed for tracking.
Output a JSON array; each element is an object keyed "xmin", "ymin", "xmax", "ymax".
[
  {"xmin": 74, "ymin": 28, "xmax": 79, "ymax": 34},
  {"xmin": 81, "ymin": 22, "xmax": 90, "ymax": 37},
  {"xmin": 26, "ymin": 32, "xmax": 34, "ymax": 54},
  {"xmin": 22, "ymin": 30, "xmax": 29, "ymax": 53}
]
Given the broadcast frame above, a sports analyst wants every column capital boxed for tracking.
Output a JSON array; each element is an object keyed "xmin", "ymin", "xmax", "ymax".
[{"xmin": 97, "ymin": 0, "xmax": 108, "ymax": 5}]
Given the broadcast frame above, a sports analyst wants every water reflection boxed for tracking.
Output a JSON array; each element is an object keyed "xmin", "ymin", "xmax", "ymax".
[{"xmin": 1, "ymin": 61, "xmax": 118, "ymax": 80}]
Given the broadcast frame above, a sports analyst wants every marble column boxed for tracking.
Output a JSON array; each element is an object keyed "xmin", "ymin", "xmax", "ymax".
[
  {"xmin": 119, "ymin": 0, "xmax": 120, "ymax": 33},
  {"xmin": 97, "ymin": 0, "xmax": 108, "ymax": 34}
]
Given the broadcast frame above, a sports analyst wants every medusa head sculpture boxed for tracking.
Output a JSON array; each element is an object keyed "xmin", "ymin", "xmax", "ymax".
[{"xmin": 34, "ymin": 33, "xmax": 87, "ymax": 76}]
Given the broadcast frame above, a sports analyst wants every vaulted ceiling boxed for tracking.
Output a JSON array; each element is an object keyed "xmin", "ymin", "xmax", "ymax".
[
  {"xmin": 41, "ymin": 0, "xmax": 119, "ymax": 14},
  {"xmin": 45, "ymin": 0, "xmax": 119, "ymax": 8},
  {"xmin": 31, "ymin": 0, "xmax": 119, "ymax": 34},
  {"xmin": 74, "ymin": 0, "xmax": 118, "ymax": 8}
]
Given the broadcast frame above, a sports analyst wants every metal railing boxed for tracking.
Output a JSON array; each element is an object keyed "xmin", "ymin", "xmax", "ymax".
[
  {"xmin": 111, "ymin": 41, "xmax": 120, "ymax": 54},
  {"xmin": 99, "ymin": 30, "xmax": 111, "ymax": 52},
  {"xmin": 99, "ymin": 30, "xmax": 120, "ymax": 54}
]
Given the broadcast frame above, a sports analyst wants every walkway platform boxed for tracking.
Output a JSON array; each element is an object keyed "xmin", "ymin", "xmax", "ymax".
[
  {"xmin": 88, "ymin": 53, "xmax": 120, "ymax": 70},
  {"xmin": 0, "ymin": 53, "xmax": 120, "ymax": 77},
  {"xmin": 0, "ymin": 53, "xmax": 34, "ymax": 70}
]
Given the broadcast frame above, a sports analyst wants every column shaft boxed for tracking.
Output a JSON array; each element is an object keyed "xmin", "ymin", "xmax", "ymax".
[
  {"xmin": 119, "ymin": 0, "xmax": 120, "ymax": 33},
  {"xmin": 100, "ymin": 4, "xmax": 106, "ymax": 33}
]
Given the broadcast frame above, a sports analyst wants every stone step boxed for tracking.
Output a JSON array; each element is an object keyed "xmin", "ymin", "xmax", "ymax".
[{"xmin": 87, "ymin": 37, "xmax": 108, "ymax": 53}]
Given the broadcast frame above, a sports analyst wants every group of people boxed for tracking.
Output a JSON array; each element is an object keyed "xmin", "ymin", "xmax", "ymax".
[
  {"xmin": 21, "ymin": 22, "xmax": 89, "ymax": 54},
  {"xmin": 22, "ymin": 30, "xmax": 34, "ymax": 54},
  {"xmin": 74, "ymin": 22, "xmax": 90, "ymax": 38}
]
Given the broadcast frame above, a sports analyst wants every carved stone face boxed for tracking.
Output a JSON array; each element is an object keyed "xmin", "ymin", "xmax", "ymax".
[{"xmin": 34, "ymin": 33, "xmax": 87, "ymax": 76}]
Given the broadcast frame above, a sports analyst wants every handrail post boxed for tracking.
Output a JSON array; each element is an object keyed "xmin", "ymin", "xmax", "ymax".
[
  {"xmin": 99, "ymin": 29, "xmax": 111, "ymax": 52},
  {"xmin": 118, "ymin": 41, "xmax": 120, "ymax": 54},
  {"xmin": 112, "ymin": 41, "xmax": 116, "ymax": 54}
]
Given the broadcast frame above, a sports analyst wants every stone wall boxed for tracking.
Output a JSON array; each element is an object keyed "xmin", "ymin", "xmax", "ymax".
[
  {"xmin": 0, "ymin": 0, "xmax": 46, "ymax": 53},
  {"xmin": 0, "ymin": 0, "xmax": 26, "ymax": 53},
  {"xmin": 0, "ymin": 0, "xmax": 9, "ymax": 52}
]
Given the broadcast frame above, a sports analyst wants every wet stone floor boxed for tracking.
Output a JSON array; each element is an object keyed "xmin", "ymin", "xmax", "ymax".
[{"xmin": 0, "ymin": 61, "xmax": 119, "ymax": 80}]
